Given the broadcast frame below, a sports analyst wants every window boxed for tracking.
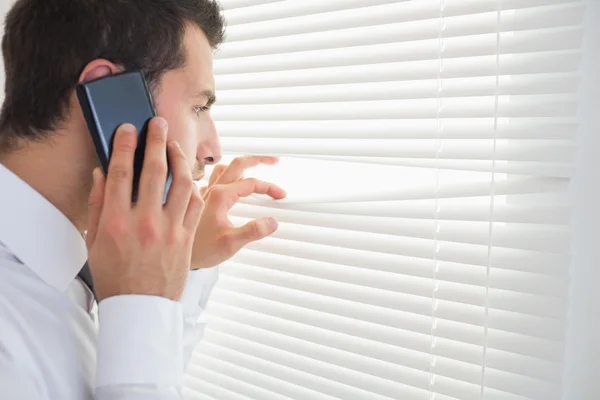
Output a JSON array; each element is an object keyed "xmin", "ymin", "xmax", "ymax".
[{"xmin": 185, "ymin": 1, "xmax": 583, "ymax": 399}]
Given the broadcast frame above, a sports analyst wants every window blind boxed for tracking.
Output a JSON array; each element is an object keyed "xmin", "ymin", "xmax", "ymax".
[{"xmin": 184, "ymin": 1, "xmax": 583, "ymax": 399}]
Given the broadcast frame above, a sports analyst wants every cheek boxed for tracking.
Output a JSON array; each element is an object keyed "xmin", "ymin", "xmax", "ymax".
[{"xmin": 156, "ymin": 105, "xmax": 198, "ymax": 168}]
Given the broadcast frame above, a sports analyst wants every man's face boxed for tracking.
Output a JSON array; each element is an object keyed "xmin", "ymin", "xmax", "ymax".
[{"xmin": 153, "ymin": 24, "xmax": 221, "ymax": 181}]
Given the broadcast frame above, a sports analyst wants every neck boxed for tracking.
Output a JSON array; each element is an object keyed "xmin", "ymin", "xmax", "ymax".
[{"xmin": 0, "ymin": 128, "xmax": 97, "ymax": 233}]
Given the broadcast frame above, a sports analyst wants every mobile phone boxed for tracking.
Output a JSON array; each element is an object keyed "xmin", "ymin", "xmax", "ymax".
[{"xmin": 76, "ymin": 70, "xmax": 172, "ymax": 203}]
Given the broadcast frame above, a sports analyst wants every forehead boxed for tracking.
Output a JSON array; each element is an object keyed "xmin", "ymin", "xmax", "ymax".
[{"xmin": 169, "ymin": 24, "xmax": 215, "ymax": 92}]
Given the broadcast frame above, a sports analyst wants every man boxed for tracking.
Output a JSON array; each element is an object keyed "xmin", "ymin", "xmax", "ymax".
[{"xmin": 0, "ymin": 0, "xmax": 285, "ymax": 399}]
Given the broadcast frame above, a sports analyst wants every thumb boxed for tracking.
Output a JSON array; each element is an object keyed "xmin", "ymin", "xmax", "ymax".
[
  {"xmin": 86, "ymin": 167, "xmax": 105, "ymax": 246},
  {"xmin": 230, "ymin": 217, "xmax": 278, "ymax": 249}
]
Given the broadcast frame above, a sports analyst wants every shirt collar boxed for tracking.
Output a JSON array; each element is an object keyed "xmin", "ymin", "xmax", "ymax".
[{"xmin": 0, "ymin": 162, "xmax": 87, "ymax": 291}]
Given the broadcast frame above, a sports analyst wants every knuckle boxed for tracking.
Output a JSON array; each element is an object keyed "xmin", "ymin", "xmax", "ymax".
[
  {"xmin": 108, "ymin": 165, "xmax": 130, "ymax": 182},
  {"xmin": 231, "ymin": 157, "xmax": 243, "ymax": 169},
  {"xmin": 174, "ymin": 170, "xmax": 194, "ymax": 187},
  {"xmin": 165, "ymin": 227, "xmax": 182, "ymax": 247},
  {"xmin": 248, "ymin": 222, "xmax": 263, "ymax": 240},
  {"xmin": 208, "ymin": 185, "xmax": 226, "ymax": 202},
  {"xmin": 147, "ymin": 158, "xmax": 167, "ymax": 176},
  {"xmin": 137, "ymin": 215, "xmax": 160, "ymax": 244},
  {"xmin": 246, "ymin": 177, "xmax": 260, "ymax": 187},
  {"xmin": 219, "ymin": 233, "xmax": 238, "ymax": 256},
  {"xmin": 149, "ymin": 128, "xmax": 167, "ymax": 145},
  {"xmin": 115, "ymin": 140, "xmax": 136, "ymax": 153},
  {"xmin": 213, "ymin": 164, "xmax": 226, "ymax": 176}
]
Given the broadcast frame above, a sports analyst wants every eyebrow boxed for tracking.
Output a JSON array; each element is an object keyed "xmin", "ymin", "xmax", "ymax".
[{"xmin": 194, "ymin": 89, "xmax": 216, "ymax": 107}]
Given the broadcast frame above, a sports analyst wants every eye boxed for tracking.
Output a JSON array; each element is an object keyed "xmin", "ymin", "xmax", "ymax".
[{"xmin": 193, "ymin": 105, "xmax": 209, "ymax": 116}]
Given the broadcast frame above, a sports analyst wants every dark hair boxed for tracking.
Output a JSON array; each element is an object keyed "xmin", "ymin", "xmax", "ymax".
[{"xmin": 0, "ymin": 0, "xmax": 225, "ymax": 151}]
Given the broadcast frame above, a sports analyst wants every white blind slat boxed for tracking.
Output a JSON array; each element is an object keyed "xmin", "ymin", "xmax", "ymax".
[
  {"xmin": 224, "ymin": 2, "xmax": 583, "ymax": 42},
  {"xmin": 216, "ymin": 74, "xmax": 580, "ymax": 104},
  {"xmin": 217, "ymin": 24, "xmax": 582, "ymax": 61},
  {"xmin": 215, "ymin": 51, "xmax": 581, "ymax": 89},
  {"xmin": 216, "ymin": 119, "xmax": 578, "ymax": 139},
  {"xmin": 209, "ymin": 288, "xmax": 566, "ymax": 363},
  {"xmin": 233, "ymin": 200, "xmax": 571, "ymax": 225}
]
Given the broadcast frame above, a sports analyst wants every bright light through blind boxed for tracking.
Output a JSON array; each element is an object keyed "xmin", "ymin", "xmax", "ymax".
[{"xmin": 184, "ymin": 1, "xmax": 583, "ymax": 399}]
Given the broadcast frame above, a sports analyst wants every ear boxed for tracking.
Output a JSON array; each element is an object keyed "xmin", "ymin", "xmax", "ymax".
[{"xmin": 78, "ymin": 59, "xmax": 121, "ymax": 83}]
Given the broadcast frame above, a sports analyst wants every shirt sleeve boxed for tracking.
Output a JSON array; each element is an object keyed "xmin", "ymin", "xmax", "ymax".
[
  {"xmin": 95, "ymin": 295, "xmax": 184, "ymax": 399},
  {"xmin": 179, "ymin": 266, "xmax": 219, "ymax": 369},
  {"xmin": 95, "ymin": 266, "xmax": 219, "ymax": 400}
]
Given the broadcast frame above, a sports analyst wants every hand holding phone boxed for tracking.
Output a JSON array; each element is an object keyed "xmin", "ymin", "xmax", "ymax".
[{"xmin": 85, "ymin": 119, "xmax": 204, "ymax": 301}]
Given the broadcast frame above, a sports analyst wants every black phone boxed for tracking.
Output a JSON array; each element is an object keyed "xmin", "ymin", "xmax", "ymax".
[{"xmin": 76, "ymin": 70, "xmax": 172, "ymax": 203}]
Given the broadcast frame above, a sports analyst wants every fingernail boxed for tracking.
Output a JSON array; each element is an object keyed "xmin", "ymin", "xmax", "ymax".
[
  {"xmin": 153, "ymin": 117, "xmax": 167, "ymax": 128},
  {"xmin": 121, "ymin": 123, "xmax": 136, "ymax": 134},
  {"xmin": 92, "ymin": 167, "xmax": 102, "ymax": 183},
  {"xmin": 168, "ymin": 140, "xmax": 180, "ymax": 149},
  {"xmin": 267, "ymin": 217, "xmax": 278, "ymax": 230}
]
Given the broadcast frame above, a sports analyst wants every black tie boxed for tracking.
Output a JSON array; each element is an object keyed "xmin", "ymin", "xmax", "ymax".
[{"xmin": 77, "ymin": 262, "xmax": 96, "ymax": 301}]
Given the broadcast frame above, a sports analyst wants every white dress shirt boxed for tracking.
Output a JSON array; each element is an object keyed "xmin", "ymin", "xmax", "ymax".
[{"xmin": 0, "ymin": 163, "xmax": 218, "ymax": 399}]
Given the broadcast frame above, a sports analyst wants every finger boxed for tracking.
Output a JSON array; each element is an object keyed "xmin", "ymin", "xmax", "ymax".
[
  {"xmin": 205, "ymin": 178, "xmax": 287, "ymax": 214},
  {"xmin": 105, "ymin": 123, "xmax": 137, "ymax": 211},
  {"xmin": 138, "ymin": 117, "xmax": 169, "ymax": 209},
  {"xmin": 226, "ymin": 217, "xmax": 279, "ymax": 251},
  {"xmin": 183, "ymin": 185, "xmax": 204, "ymax": 232},
  {"xmin": 208, "ymin": 164, "xmax": 226, "ymax": 187},
  {"xmin": 165, "ymin": 141, "xmax": 194, "ymax": 222},
  {"xmin": 215, "ymin": 156, "xmax": 280, "ymax": 185},
  {"xmin": 86, "ymin": 167, "xmax": 106, "ymax": 246}
]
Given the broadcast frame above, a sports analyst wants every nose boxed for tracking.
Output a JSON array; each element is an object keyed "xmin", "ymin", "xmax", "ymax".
[
  {"xmin": 198, "ymin": 119, "xmax": 222, "ymax": 165},
  {"xmin": 204, "ymin": 154, "xmax": 221, "ymax": 165}
]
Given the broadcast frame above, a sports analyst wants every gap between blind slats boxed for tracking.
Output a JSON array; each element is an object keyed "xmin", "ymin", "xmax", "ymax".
[
  {"xmin": 224, "ymin": 1, "xmax": 581, "ymax": 41},
  {"xmin": 216, "ymin": 119, "xmax": 578, "ymax": 139},
  {"xmin": 228, "ymin": 204, "xmax": 570, "ymax": 253},
  {"xmin": 208, "ymin": 288, "xmax": 566, "ymax": 363},
  {"xmin": 236, "ymin": 176, "xmax": 568, "ymax": 204},
  {"xmin": 217, "ymin": 21, "xmax": 582, "ymax": 62},
  {"xmin": 215, "ymin": 51, "xmax": 581, "ymax": 89},
  {"xmin": 218, "ymin": 137, "xmax": 576, "ymax": 162},
  {"xmin": 223, "ymin": 0, "xmax": 580, "ymax": 27}
]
